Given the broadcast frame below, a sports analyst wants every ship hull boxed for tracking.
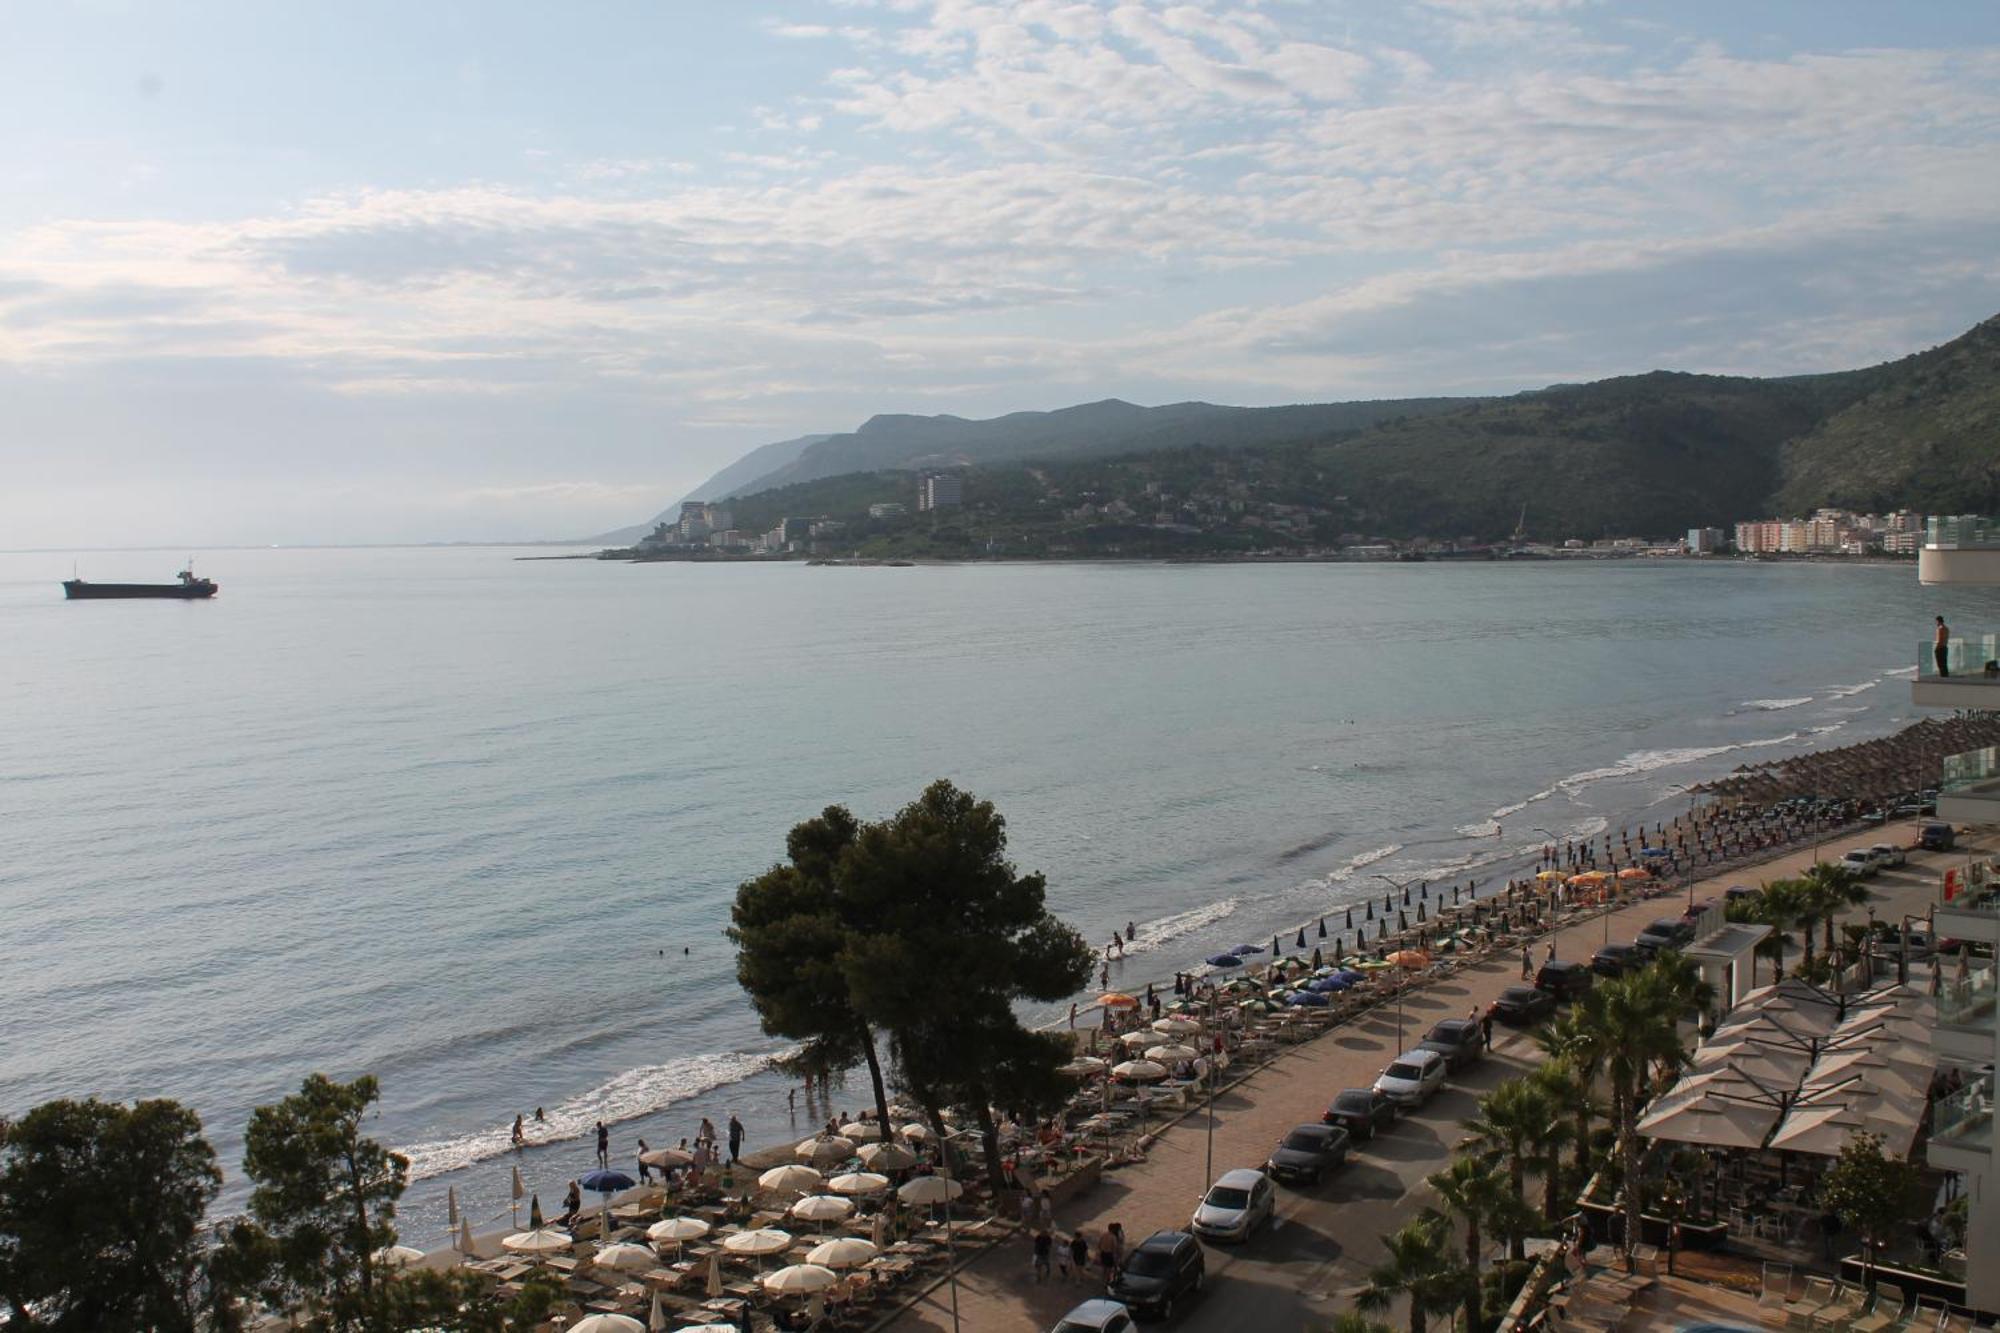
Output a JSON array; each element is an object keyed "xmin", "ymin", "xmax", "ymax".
[{"xmin": 63, "ymin": 581, "xmax": 217, "ymax": 600}]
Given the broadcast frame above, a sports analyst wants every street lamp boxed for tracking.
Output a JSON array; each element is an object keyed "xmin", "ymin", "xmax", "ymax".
[{"xmin": 1375, "ymin": 873, "xmax": 1413, "ymax": 1050}]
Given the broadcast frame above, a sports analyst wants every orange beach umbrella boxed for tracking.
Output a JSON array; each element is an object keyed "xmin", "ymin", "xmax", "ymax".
[
  {"xmin": 1387, "ymin": 949, "xmax": 1431, "ymax": 970},
  {"xmin": 1617, "ymin": 866, "xmax": 1653, "ymax": 881},
  {"xmin": 1567, "ymin": 871, "xmax": 1609, "ymax": 886},
  {"xmin": 1099, "ymin": 992, "xmax": 1138, "ymax": 1008}
]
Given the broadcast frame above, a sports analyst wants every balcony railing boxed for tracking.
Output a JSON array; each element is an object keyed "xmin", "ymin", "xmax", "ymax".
[
  {"xmin": 1938, "ymin": 856, "xmax": 2000, "ymax": 913},
  {"xmin": 1933, "ymin": 1071, "xmax": 1994, "ymax": 1152},
  {"xmin": 1917, "ymin": 638, "xmax": 2000, "ymax": 682},
  {"xmin": 1928, "ymin": 515, "xmax": 2000, "ymax": 550},
  {"xmin": 1945, "ymin": 747, "xmax": 2000, "ymax": 793},
  {"xmin": 1939, "ymin": 964, "xmax": 1998, "ymax": 1030}
]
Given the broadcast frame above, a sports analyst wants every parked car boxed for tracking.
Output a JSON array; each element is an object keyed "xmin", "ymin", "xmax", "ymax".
[
  {"xmin": 1839, "ymin": 848, "xmax": 1881, "ymax": 878},
  {"xmin": 1323, "ymin": 1087, "xmax": 1397, "ymax": 1139},
  {"xmin": 1920, "ymin": 822, "xmax": 1957, "ymax": 851},
  {"xmin": 1416, "ymin": 1018, "xmax": 1485, "ymax": 1071},
  {"xmin": 1633, "ymin": 919, "xmax": 1696, "ymax": 956},
  {"xmin": 1373, "ymin": 1049, "xmax": 1449, "ymax": 1108},
  {"xmin": 1265, "ymin": 1123, "xmax": 1351, "ymax": 1185},
  {"xmin": 1723, "ymin": 885, "xmax": 1758, "ymax": 902},
  {"xmin": 1870, "ymin": 843, "xmax": 1907, "ymax": 868},
  {"xmin": 1108, "ymin": 1230, "xmax": 1205, "ymax": 1321},
  {"xmin": 1534, "ymin": 959, "xmax": 1596, "ymax": 1000},
  {"xmin": 1882, "ymin": 928, "xmax": 1936, "ymax": 961},
  {"xmin": 1491, "ymin": 985, "xmax": 1556, "ymax": 1026},
  {"xmin": 1590, "ymin": 943, "xmax": 1642, "ymax": 976},
  {"xmin": 1052, "ymin": 1299, "xmax": 1137, "ymax": 1333},
  {"xmin": 1190, "ymin": 1168, "xmax": 1275, "ymax": 1243}
]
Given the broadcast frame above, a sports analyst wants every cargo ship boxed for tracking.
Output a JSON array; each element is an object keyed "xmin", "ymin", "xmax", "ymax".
[{"xmin": 62, "ymin": 566, "xmax": 218, "ymax": 600}]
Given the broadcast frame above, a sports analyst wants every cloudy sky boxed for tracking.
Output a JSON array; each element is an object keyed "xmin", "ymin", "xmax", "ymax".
[{"xmin": 5, "ymin": 0, "xmax": 1999, "ymax": 546}]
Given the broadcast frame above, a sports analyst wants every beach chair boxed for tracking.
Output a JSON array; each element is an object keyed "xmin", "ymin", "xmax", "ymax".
[
  {"xmin": 1785, "ymin": 1277, "xmax": 1839, "ymax": 1329},
  {"xmin": 1761, "ymin": 1262, "xmax": 1797, "ymax": 1310},
  {"xmin": 1908, "ymin": 1298, "xmax": 1947, "ymax": 1331},
  {"xmin": 1849, "ymin": 1284, "xmax": 1908, "ymax": 1333},
  {"xmin": 1936, "ymin": 1311, "xmax": 1973, "ymax": 1333},
  {"xmin": 1810, "ymin": 1282, "xmax": 1868, "ymax": 1331}
]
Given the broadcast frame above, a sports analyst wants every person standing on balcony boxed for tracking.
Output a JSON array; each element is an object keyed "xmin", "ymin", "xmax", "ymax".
[{"xmin": 1937, "ymin": 615, "xmax": 1952, "ymax": 677}]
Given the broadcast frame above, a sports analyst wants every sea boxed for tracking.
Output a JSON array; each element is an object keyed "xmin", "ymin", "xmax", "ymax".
[{"xmin": 0, "ymin": 547, "xmax": 1961, "ymax": 1242}]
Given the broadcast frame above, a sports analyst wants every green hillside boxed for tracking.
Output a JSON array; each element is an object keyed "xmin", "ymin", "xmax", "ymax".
[{"xmin": 1775, "ymin": 315, "xmax": 2000, "ymax": 515}]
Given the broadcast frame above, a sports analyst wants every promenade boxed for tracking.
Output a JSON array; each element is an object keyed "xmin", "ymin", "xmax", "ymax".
[{"xmin": 882, "ymin": 819, "xmax": 1978, "ymax": 1333}]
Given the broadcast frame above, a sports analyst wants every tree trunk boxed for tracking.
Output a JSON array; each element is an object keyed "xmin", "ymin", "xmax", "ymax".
[
  {"xmin": 1544, "ymin": 1145, "xmax": 1563, "ymax": 1221},
  {"xmin": 971, "ymin": 1098, "xmax": 1008, "ymax": 1197},
  {"xmin": 858, "ymin": 1023, "xmax": 893, "ymax": 1147},
  {"xmin": 1573, "ymin": 1107, "xmax": 1592, "ymax": 1183},
  {"xmin": 1620, "ymin": 1091, "xmax": 1642, "ymax": 1274},
  {"xmin": 1509, "ymin": 1153, "xmax": 1527, "ymax": 1261},
  {"xmin": 1410, "ymin": 1300, "xmax": 1427, "ymax": 1333},
  {"xmin": 347, "ymin": 1144, "xmax": 373, "ymax": 1329},
  {"xmin": 1464, "ymin": 1218, "xmax": 1483, "ymax": 1333}
]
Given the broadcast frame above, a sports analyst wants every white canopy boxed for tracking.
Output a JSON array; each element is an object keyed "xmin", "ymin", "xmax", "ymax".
[
  {"xmin": 761, "ymin": 1263, "xmax": 837, "ymax": 1295},
  {"xmin": 501, "ymin": 1228, "xmax": 573, "ymax": 1256},
  {"xmin": 806, "ymin": 1237, "xmax": 880, "ymax": 1270},
  {"xmin": 827, "ymin": 1171, "xmax": 890, "ymax": 1196},
  {"xmin": 790, "ymin": 1195, "xmax": 854, "ymax": 1224},
  {"xmin": 1636, "ymin": 1091, "xmax": 1780, "ymax": 1149},
  {"xmin": 759, "ymin": 1164, "xmax": 824, "ymax": 1194},
  {"xmin": 721, "ymin": 1228, "xmax": 794, "ymax": 1256}
]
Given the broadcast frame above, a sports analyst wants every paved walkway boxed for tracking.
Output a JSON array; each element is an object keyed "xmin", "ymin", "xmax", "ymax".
[{"xmin": 881, "ymin": 819, "xmax": 1979, "ymax": 1332}]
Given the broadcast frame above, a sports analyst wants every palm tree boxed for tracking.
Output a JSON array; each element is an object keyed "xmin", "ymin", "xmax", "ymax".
[
  {"xmin": 1329, "ymin": 1314, "xmax": 1396, "ymax": 1333},
  {"xmin": 1584, "ymin": 970, "xmax": 1690, "ymax": 1271},
  {"xmin": 1355, "ymin": 1213, "xmax": 1467, "ymax": 1333},
  {"xmin": 1526, "ymin": 1062, "xmax": 1580, "ymax": 1218},
  {"xmin": 1432, "ymin": 1152, "xmax": 1504, "ymax": 1328},
  {"xmin": 1537, "ymin": 999, "xmax": 1608, "ymax": 1182},
  {"xmin": 1799, "ymin": 863, "xmax": 1869, "ymax": 964},
  {"xmin": 1463, "ymin": 1077, "xmax": 1557, "ymax": 1259},
  {"xmin": 1752, "ymin": 879, "xmax": 1807, "ymax": 981}
]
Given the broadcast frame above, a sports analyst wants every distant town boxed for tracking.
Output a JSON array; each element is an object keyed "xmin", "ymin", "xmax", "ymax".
[{"xmin": 609, "ymin": 473, "xmax": 1926, "ymax": 564}]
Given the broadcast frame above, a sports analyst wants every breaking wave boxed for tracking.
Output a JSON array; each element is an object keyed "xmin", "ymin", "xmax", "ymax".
[
  {"xmin": 1122, "ymin": 897, "xmax": 1240, "ymax": 957},
  {"xmin": 1740, "ymin": 697, "xmax": 1813, "ymax": 712}
]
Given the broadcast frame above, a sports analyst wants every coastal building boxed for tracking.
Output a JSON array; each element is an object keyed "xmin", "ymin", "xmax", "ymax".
[
  {"xmin": 868, "ymin": 502, "xmax": 907, "ymax": 520},
  {"xmin": 676, "ymin": 500, "xmax": 733, "ymax": 543},
  {"xmin": 1913, "ymin": 513, "xmax": 2000, "ymax": 1316},
  {"xmin": 1687, "ymin": 526, "xmax": 1726, "ymax": 554},
  {"xmin": 917, "ymin": 473, "xmax": 964, "ymax": 511}
]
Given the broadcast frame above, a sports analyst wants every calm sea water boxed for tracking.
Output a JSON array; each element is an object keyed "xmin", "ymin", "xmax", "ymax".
[{"xmin": 0, "ymin": 548, "xmax": 1954, "ymax": 1240}]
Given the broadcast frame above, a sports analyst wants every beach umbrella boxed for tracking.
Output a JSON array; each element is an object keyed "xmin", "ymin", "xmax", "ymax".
[
  {"xmin": 1388, "ymin": 949, "xmax": 1430, "ymax": 970},
  {"xmin": 647, "ymin": 1217, "xmax": 709, "ymax": 1258},
  {"xmin": 760, "ymin": 1163, "xmax": 824, "ymax": 1194},
  {"xmin": 1286, "ymin": 990, "xmax": 1330, "ymax": 1007},
  {"xmin": 828, "ymin": 1171, "xmax": 891, "ymax": 1196},
  {"xmin": 807, "ymin": 1237, "xmax": 880, "ymax": 1270},
  {"xmin": 790, "ymin": 1195, "xmax": 853, "ymax": 1230},
  {"xmin": 838, "ymin": 1120, "xmax": 884, "ymax": 1141},
  {"xmin": 373, "ymin": 1245, "xmax": 425, "ymax": 1269},
  {"xmin": 763, "ymin": 1263, "xmax": 837, "ymax": 1295},
  {"xmin": 705, "ymin": 1253, "xmax": 724, "ymax": 1298},
  {"xmin": 898, "ymin": 1176, "xmax": 964, "ymax": 1206},
  {"xmin": 1151, "ymin": 1015, "xmax": 1201, "ymax": 1036},
  {"xmin": 1116, "ymin": 1030, "xmax": 1153, "ymax": 1048},
  {"xmin": 639, "ymin": 1146, "xmax": 693, "ymax": 1168},
  {"xmin": 595, "ymin": 1241, "xmax": 657, "ymax": 1273},
  {"xmin": 1145, "ymin": 1043, "xmax": 1200, "ymax": 1062},
  {"xmin": 1099, "ymin": 991, "xmax": 1138, "ymax": 1008},
  {"xmin": 1307, "ymin": 974, "xmax": 1351, "ymax": 992},
  {"xmin": 457, "ymin": 1216, "xmax": 475, "ymax": 1255},
  {"xmin": 579, "ymin": 1169, "xmax": 634, "ymax": 1194},
  {"xmin": 1204, "ymin": 954, "xmax": 1243, "ymax": 969},
  {"xmin": 447, "ymin": 1185, "xmax": 460, "ymax": 1228},
  {"xmin": 898, "ymin": 1122, "xmax": 931, "ymax": 1142},
  {"xmin": 1319, "ymin": 917, "xmax": 1328, "ymax": 937},
  {"xmin": 722, "ymin": 1227, "xmax": 794, "ymax": 1258},
  {"xmin": 870, "ymin": 1213, "xmax": 888, "ymax": 1249},
  {"xmin": 1230, "ymin": 942, "xmax": 1264, "ymax": 954},
  {"xmin": 857, "ymin": 1141, "xmax": 918, "ymax": 1171},
  {"xmin": 529, "ymin": 1193, "xmax": 544, "ymax": 1228},
  {"xmin": 649, "ymin": 1291, "xmax": 668, "ymax": 1333},
  {"xmin": 1617, "ymin": 867, "xmax": 1652, "ymax": 880},
  {"xmin": 1346, "ymin": 907, "xmax": 1354, "ymax": 927},
  {"xmin": 1112, "ymin": 1058, "xmax": 1169, "ymax": 1081},
  {"xmin": 1271, "ymin": 935, "xmax": 1280, "ymax": 957},
  {"xmin": 1059, "ymin": 1055, "xmax": 1108, "ymax": 1076},
  {"xmin": 502, "ymin": 1227, "xmax": 573, "ymax": 1256},
  {"xmin": 795, "ymin": 1136, "xmax": 854, "ymax": 1166},
  {"xmin": 1416, "ymin": 903, "xmax": 1427, "ymax": 922},
  {"xmin": 568, "ymin": 1316, "xmax": 645, "ymax": 1333}
]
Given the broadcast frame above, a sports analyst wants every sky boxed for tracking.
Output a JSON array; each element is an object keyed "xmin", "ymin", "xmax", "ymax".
[{"xmin": 3, "ymin": 1, "xmax": 1999, "ymax": 546}]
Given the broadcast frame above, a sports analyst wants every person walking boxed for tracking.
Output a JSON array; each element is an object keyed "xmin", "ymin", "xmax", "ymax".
[
  {"xmin": 1481, "ymin": 1008, "xmax": 1496, "ymax": 1050},
  {"xmin": 1937, "ymin": 615, "xmax": 1952, "ymax": 678},
  {"xmin": 595, "ymin": 1121, "xmax": 609, "ymax": 1169},
  {"xmin": 728, "ymin": 1114, "xmax": 745, "ymax": 1164},
  {"xmin": 1031, "ymin": 1187, "xmax": 1054, "ymax": 1233},
  {"xmin": 1067, "ymin": 1232, "xmax": 1090, "ymax": 1283},
  {"xmin": 636, "ymin": 1138, "xmax": 654, "ymax": 1182},
  {"xmin": 1521, "ymin": 944, "xmax": 1532, "ymax": 979},
  {"xmin": 1097, "ymin": 1223, "xmax": 1123, "ymax": 1283},
  {"xmin": 1031, "ymin": 1228, "xmax": 1053, "ymax": 1283}
]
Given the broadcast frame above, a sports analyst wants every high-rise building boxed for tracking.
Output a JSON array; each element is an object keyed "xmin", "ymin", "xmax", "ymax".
[{"xmin": 917, "ymin": 473, "xmax": 963, "ymax": 511}]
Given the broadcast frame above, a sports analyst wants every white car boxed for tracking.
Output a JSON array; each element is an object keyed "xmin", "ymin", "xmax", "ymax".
[
  {"xmin": 1190, "ymin": 1167, "xmax": 1275, "ymax": 1243},
  {"xmin": 1839, "ymin": 849, "xmax": 1880, "ymax": 878},
  {"xmin": 1869, "ymin": 843, "xmax": 1907, "ymax": 869},
  {"xmin": 1051, "ymin": 1299, "xmax": 1136, "ymax": 1333},
  {"xmin": 1373, "ymin": 1048, "xmax": 1449, "ymax": 1109}
]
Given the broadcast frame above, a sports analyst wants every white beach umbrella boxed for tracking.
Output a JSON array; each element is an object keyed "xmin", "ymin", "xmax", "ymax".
[
  {"xmin": 373, "ymin": 1245, "xmax": 426, "ymax": 1269},
  {"xmin": 594, "ymin": 1241, "xmax": 657, "ymax": 1273},
  {"xmin": 721, "ymin": 1227, "xmax": 794, "ymax": 1257},
  {"xmin": 762, "ymin": 1263, "xmax": 837, "ymax": 1295},
  {"xmin": 828, "ymin": 1171, "xmax": 890, "ymax": 1197},
  {"xmin": 857, "ymin": 1141, "xmax": 918, "ymax": 1171},
  {"xmin": 568, "ymin": 1316, "xmax": 645, "ymax": 1333},
  {"xmin": 648, "ymin": 1216, "xmax": 711, "ymax": 1245},
  {"xmin": 790, "ymin": 1194, "xmax": 854, "ymax": 1227},
  {"xmin": 838, "ymin": 1120, "xmax": 884, "ymax": 1141},
  {"xmin": 1112, "ymin": 1059, "xmax": 1169, "ymax": 1082},
  {"xmin": 795, "ymin": 1135, "xmax": 855, "ymax": 1165},
  {"xmin": 807, "ymin": 1237, "xmax": 879, "ymax": 1270},
  {"xmin": 1151, "ymin": 1016, "xmax": 1202, "ymax": 1036},
  {"xmin": 456, "ymin": 1216, "xmax": 475, "ymax": 1255},
  {"xmin": 759, "ymin": 1164, "xmax": 824, "ymax": 1194},
  {"xmin": 1058, "ymin": 1056, "xmax": 1107, "ymax": 1076},
  {"xmin": 1117, "ymin": 1030, "xmax": 1153, "ymax": 1048},
  {"xmin": 640, "ymin": 1146, "xmax": 694, "ymax": 1168},
  {"xmin": 897, "ymin": 1175, "xmax": 964, "ymax": 1206},
  {"xmin": 1145, "ymin": 1044, "xmax": 1200, "ymax": 1062},
  {"xmin": 898, "ymin": 1122, "xmax": 931, "ymax": 1142},
  {"xmin": 501, "ymin": 1228, "xmax": 574, "ymax": 1256}
]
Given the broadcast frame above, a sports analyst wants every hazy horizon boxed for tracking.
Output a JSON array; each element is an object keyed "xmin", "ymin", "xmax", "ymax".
[{"xmin": 6, "ymin": 1, "xmax": 1999, "ymax": 547}]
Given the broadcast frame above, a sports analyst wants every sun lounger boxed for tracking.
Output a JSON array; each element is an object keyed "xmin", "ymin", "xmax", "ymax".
[
  {"xmin": 1909, "ymin": 1298, "xmax": 1947, "ymax": 1331},
  {"xmin": 1786, "ymin": 1276, "xmax": 1840, "ymax": 1329},
  {"xmin": 1761, "ymin": 1262, "xmax": 1796, "ymax": 1310},
  {"xmin": 1937, "ymin": 1311, "xmax": 1973, "ymax": 1333},
  {"xmin": 1811, "ymin": 1282, "xmax": 1869, "ymax": 1331},
  {"xmin": 1849, "ymin": 1284, "xmax": 1907, "ymax": 1333}
]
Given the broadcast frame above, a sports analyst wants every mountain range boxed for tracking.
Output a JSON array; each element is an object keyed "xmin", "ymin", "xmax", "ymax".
[{"xmin": 592, "ymin": 312, "xmax": 2000, "ymax": 546}]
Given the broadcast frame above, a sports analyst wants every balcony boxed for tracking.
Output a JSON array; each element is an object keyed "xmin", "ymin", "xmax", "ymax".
[
  {"xmin": 1936, "ymin": 964, "xmax": 1998, "ymax": 1063},
  {"xmin": 1920, "ymin": 516, "xmax": 2000, "ymax": 586},
  {"xmin": 1913, "ymin": 638, "xmax": 2000, "ymax": 708},
  {"xmin": 1941, "ymin": 747, "xmax": 2000, "ymax": 823},
  {"xmin": 1929, "ymin": 1071, "xmax": 1994, "ymax": 1174}
]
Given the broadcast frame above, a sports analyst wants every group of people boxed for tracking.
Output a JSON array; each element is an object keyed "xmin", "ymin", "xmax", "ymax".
[{"xmin": 1023, "ymin": 1190, "xmax": 1126, "ymax": 1287}]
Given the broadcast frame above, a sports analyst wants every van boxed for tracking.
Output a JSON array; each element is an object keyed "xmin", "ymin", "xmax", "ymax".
[{"xmin": 1920, "ymin": 823, "xmax": 1957, "ymax": 851}]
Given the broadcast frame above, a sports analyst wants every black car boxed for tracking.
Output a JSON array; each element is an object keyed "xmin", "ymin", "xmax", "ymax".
[
  {"xmin": 1416, "ymin": 1018, "xmax": 1484, "ymax": 1072},
  {"xmin": 1266, "ymin": 1123, "xmax": 1351, "ymax": 1185},
  {"xmin": 1534, "ymin": 959, "xmax": 1595, "ymax": 1000},
  {"xmin": 1491, "ymin": 985, "xmax": 1556, "ymax": 1025},
  {"xmin": 1633, "ymin": 918, "xmax": 1695, "ymax": 957},
  {"xmin": 1589, "ymin": 943, "xmax": 1641, "ymax": 977},
  {"xmin": 1323, "ymin": 1087, "xmax": 1397, "ymax": 1139},
  {"xmin": 1920, "ymin": 822, "xmax": 1957, "ymax": 851},
  {"xmin": 1108, "ymin": 1229, "xmax": 1205, "ymax": 1321}
]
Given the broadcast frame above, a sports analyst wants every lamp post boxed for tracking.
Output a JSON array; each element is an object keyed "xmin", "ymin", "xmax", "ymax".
[{"xmin": 1375, "ymin": 874, "xmax": 1414, "ymax": 1050}]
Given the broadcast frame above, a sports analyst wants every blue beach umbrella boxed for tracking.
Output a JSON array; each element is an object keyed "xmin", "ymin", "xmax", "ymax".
[
  {"xmin": 1331, "ymin": 969, "xmax": 1366, "ymax": 984},
  {"xmin": 1306, "ymin": 975, "xmax": 1350, "ymax": 993},
  {"xmin": 1205, "ymin": 953, "xmax": 1244, "ymax": 969},
  {"xmin": 1230, "ymin": 943, "xmax": 1264, "ymax": 955},
  {"xmin": 580, "ymin": 1169, "xmax": 634, "ymax": 1194},
  {"xmin": 1286, "ymin": 990, "xmax": 1330, "ymax": 1007}
]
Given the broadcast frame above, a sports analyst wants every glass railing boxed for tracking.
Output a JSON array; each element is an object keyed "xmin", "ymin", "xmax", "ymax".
[
  {"xmin": 1944, "ymin": 747, "xmax": 2000, "ymax": 793},
  {"xmin": 1933, "ymin": 1071, "xmax": 1994, "ymax": 1151},
  {"xmin": 1927, "ymin": 515, "xmax": 2000, "ymax": 550},
  {"xmin": 1917, "ymin": 638, "xmax": 2000, "ymax": 681},
  {"xmin": 1939, "ymin": 964, "xmax": 1998, "ymax": 1030}
]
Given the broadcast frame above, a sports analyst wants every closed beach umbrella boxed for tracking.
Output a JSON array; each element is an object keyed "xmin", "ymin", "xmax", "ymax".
[
  {"xmin": 838, "ymin": 1121, "xmax": 883, "ymax": 1141},
  {"xmin": 457, "ymin": 1216, "xmax": 475, "ymax": 1255},
  {"xmin": 857, "ymin": 1141, "xmax": 918, "ymax": 1171},
  {"xmin": 529, "ymin": 1193, "xmax": 544, "ymax": 1228},
  {"xmin": 790, "ymin": 1194, "xmax": 853, "ymax": 1228},
  {"xmin": 595, "ymin": 1241, "xmax": 657, "ymax": 1273},
  {"xmin": 447, "ymin": 1185, "xmax": 460, "ymax": 1227},
  {"xmin": 828, "ymin": 1171, "xmax": 890, "ymax": 1196},
  {"xmin": 640, "ymin": 1146, "xmax": 694, "ymax": 1168},
  {"xmin": 502, "ymin": 1227, "xmax": 573, "ymax": 1256},
  {"xmin": 568, "ymin": 1316, "xmax": 645, "ymax": 1333},
  {"xmin": 1145, "ymin": 1043, "xmax": 1199, "ymax": 1062},
  {"xmin": 705, "ymin": 1253, "xmax": 724, "ymax": 1298},
  {"xmin": 807, "ymin": 1237, "xmax": 880, "ymax": 1270},
  {"xmin": 795, "ymin": 1136, "xmax": 854, "ymax": 1166},
  {"xmin": 1112, "ymin": 1058, "xmax": 1169, "ymax": 1081},
  {"xmin": 760, "ymin": 1164, "xmax": 824, "ymax": 1194},
  {"xmin": 898, "ymin": 1175, "xmax": 964, "ymax": 1206},
  {"xmin": 762, "ymin": 1263, "xmax": 837, "ymax": 1295},
  {"xmin": 373, "ymin": 1245, "xmax": 425, "ymax": 1269},
  {"xmin": 722, "ymin": 1227, "xmax": 794, "ymax": 1258}
]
